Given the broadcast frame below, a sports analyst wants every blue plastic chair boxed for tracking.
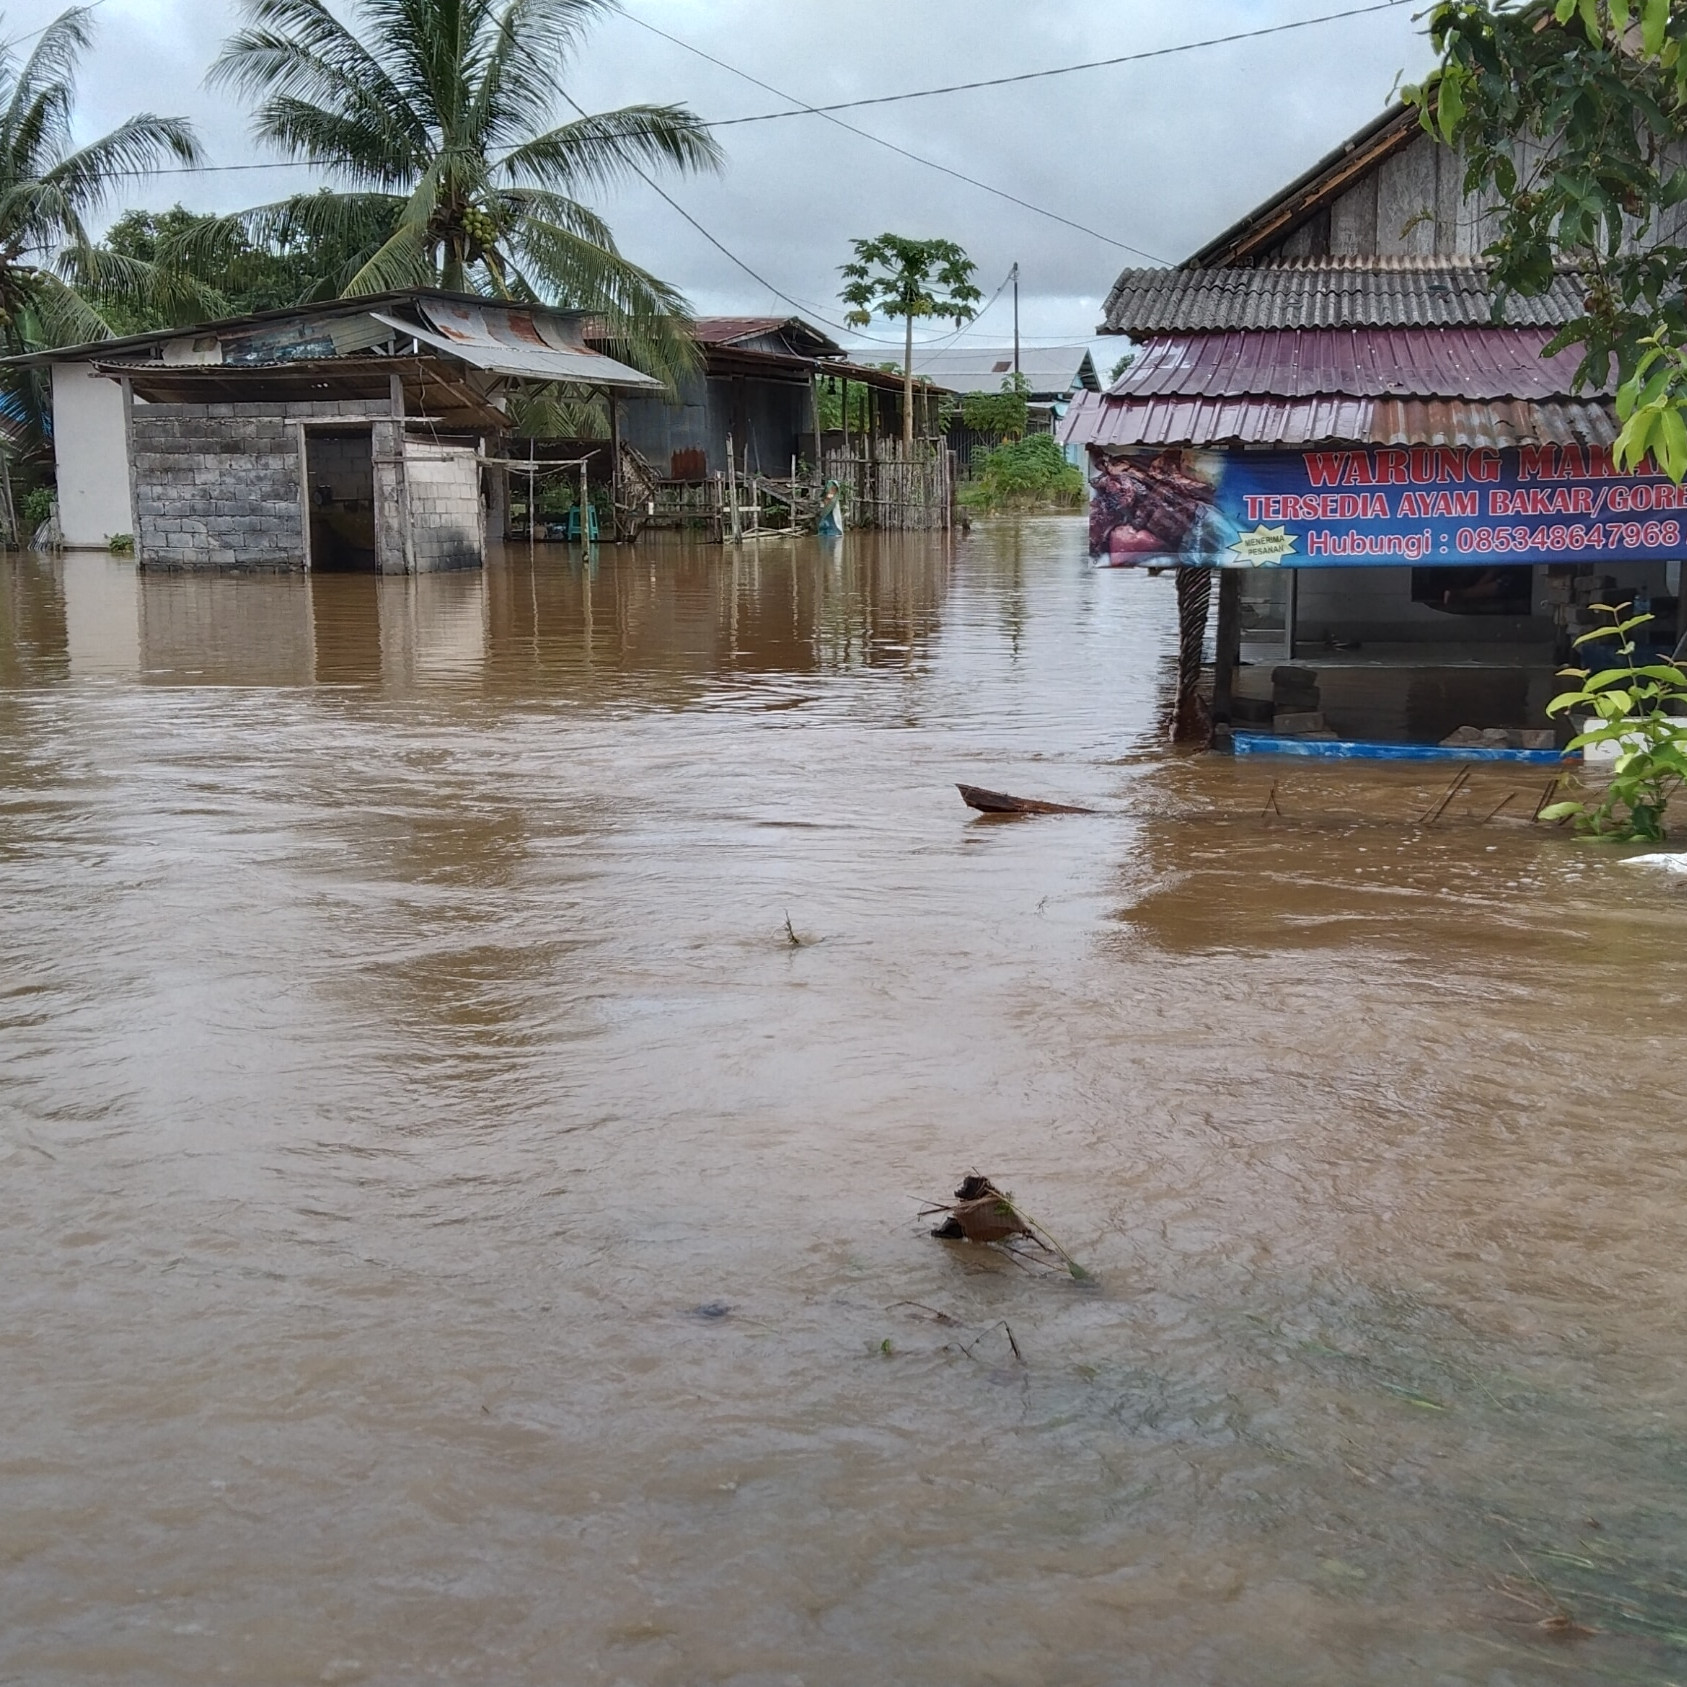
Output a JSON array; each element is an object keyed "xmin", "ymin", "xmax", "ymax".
[{"xmin": 565, "ymin": 505, "xmax": 599, "ymax": 541}]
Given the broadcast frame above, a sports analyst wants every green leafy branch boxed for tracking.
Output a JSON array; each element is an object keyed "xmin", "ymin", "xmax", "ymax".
[
  {"xmin": 1542, "ymin": 601, "xmax": 1687, "ymax": 840},
  {"xmin": 1403, "ymin": 0, "xmax": 1687, "ymax": 482}
]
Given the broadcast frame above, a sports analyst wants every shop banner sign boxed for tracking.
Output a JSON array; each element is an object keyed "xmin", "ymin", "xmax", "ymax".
[{"xmin": 1088, "ymin": 443, "xmax": 1687, "ymax": 568}]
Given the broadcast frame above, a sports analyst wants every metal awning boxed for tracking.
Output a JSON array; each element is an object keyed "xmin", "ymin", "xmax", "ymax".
[{"xmin": 372, "ymin": 305, "xmax": 659, "ymax": 390}]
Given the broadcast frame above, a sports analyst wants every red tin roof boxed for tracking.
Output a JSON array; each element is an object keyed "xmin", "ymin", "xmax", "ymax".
[
  {"xmin": 1059, "ymin": 388, "xmax": 1616, "ymax": 451},
  {"xmin": 1110, "ymin": 328, "xmax": 1597, "ymax": 403}
]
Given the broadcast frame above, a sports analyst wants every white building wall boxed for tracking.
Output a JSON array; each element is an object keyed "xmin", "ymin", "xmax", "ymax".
[{"xmin": 51, "ymin": 362, "xmax": 132, "ymax": 548}]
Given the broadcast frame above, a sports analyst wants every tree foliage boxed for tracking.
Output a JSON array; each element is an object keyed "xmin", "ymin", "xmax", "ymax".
[
  {"xmin": 1542, "ymin": 601, "xmax": 1687, "ymax": 838},
  {"xmin": 839, "ymin": 233, "xmax": 981, "ymax": 445},
  {"xmin": 960, "ymin": 372, "xmax": 1029, "ymax": 440},
  {"xmin": 0, "ymin": 7, "xmax": 203, "ymax": 440},
  {"xmin": 98, "ymin": 196, "xmax": 384, "ymax": 332},
  {"xmin": 958, "ymin": 433, "xmax": 1085, "ymax": 512},
  {"xmin": 201, "ymin": 0, "xmax": 722, "ymax": 384},
  {"xmin": 1405, "ymin": 0, "xmax": 1687, "ymax": 477}
]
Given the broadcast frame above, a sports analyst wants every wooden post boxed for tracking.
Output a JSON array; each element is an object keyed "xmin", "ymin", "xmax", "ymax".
[
  {"xmin": 1212, "ymin": 567, "xmax": 1242, "ymax": 727},
  {"xmin": 726, "ymin": 431, "xmax": 742, "ymax": 543},
  {"xmin": 1172, "ymin": 565, "xmax": 1213, "ymax": 743},
  {"xmin": 608, "ymin": 389, "xmax": 621, "ymax": 541},
  {"xmin": 579, "ymin": 456, "xmax": 589, "ymax": 545}
]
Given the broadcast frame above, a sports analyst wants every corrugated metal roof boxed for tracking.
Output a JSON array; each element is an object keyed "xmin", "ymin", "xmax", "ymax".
[
  {"xmin": 374, "ymin": 301, "xmax": 659, "ymax": 389},
  {"xmin": 692, "ymin": 316, "xmax": 842, "ymax": 357},
  {"xmin": 1060, "ymin": 389, "xmax": 1616, "ymax": 451},
  {"xmin": 906, "ymin": 344, "xmax": 1100, "ymax": 395},
  {"xmin": 1100, "ymin": 258, "xmax": 1588, "ymax": 335},
  {"xmin": 692, "ymin": 316, "xmax": 791, "ymax": 343},
  {"xmin": 1112, "ymin": 328, "xmax": 1597, "ymax": 402}
]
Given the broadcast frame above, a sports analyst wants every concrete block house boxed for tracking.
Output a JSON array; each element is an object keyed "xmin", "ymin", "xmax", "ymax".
[{"xmin": 13, "ymin": 290, "xmax": 657, "ymax": 572}]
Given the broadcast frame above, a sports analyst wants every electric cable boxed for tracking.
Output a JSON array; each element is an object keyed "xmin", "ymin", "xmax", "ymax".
[
  {"xmin": 622, "ymin": 11, "xmax": 1170, "ymax": 261},
  {"xmin": 699, "ymin": 0, "xmax": 1417, "ymax": 127}
]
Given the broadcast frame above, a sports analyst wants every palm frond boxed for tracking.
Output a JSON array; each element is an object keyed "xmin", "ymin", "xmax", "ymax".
[
  {"xmin": 508, "ymin": 212, "xmax": 697, "ymax": 386},
  {"xmin": 249, "ymin": 94, "xmax": 421, "ymax": 186},
  {"xmin": 211, "ymin": 0, "xmax": 413, "ymax": 115},
  {"xmin": 469, "ymin": 0, "xmax": 615, "ymax": 147},
  {"xmin": 43, "ymin": 115, "xmax": 202, "ymax": 217},
  {"xmin": 63, "ymin": 243, "xmax": 228, "ymax": 325},
  {"xmin": 16, "ymin": 265, "xmax": 114, "ymax": 346},
  {"xmin": 499, "ymin": 105, "xmax": 722, "ymax": 193},
  {"xmin": 497, "ymin": 184, "xmax": 614, "ymax": 252},
  {"xmin": 0, "ymin": 9, "xmax": 93, "ymax": 169}
]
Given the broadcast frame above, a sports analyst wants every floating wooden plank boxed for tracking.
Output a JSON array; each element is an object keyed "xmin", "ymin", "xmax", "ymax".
[{"xmin": 956, "ymin": 783, "xmax": 1096, "ymax": 815}]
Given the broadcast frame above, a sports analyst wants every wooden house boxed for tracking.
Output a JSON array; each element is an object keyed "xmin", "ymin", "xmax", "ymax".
[{"xmin": 1068, "ymin": 105, "xmax": 1683, "ymax": 750}]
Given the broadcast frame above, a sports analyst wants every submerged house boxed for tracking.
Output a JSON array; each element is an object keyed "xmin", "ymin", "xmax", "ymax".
[
  {"xmin": 13, "ymin": 289, "xmax": 657, "ymax": 571},
  {"xmin": 611, "ymin": 314, "xmax": 956, "ymax": 534},
  {"xmin": 1067, "ymin": 104, "xmax": 1683, "ymax": 748},
  {"xmin": 615, "ymin": 315, "xmax": 923, "ymax": 484},
  {"xmin": 616, "ymin": 316, "xmax": 839, "ymax": 482}
]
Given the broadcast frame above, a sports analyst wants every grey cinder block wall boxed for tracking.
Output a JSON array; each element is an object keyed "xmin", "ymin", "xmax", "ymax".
[{"xmin": 130, "ymin": 398, "xmax": 484, "ymax": 574}]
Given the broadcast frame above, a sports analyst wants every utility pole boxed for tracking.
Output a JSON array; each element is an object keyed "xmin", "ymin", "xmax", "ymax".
[{"xmin": 1011, "ymin": 262, "xmax": 1020, "ymax": 377}]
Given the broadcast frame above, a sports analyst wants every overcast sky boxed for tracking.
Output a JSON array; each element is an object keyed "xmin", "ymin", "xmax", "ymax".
[{"xmin": 17, "ymin": 0, "xmax": 1435, "ymax": 359}]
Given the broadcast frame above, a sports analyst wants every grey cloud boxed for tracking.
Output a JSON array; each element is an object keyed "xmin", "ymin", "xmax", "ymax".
[{"xmin": 30, "ymin": 0, "xmax": 1432, "ymax": 348}]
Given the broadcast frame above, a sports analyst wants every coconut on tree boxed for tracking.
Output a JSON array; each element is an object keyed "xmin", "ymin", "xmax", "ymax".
[{"xmin": 201, "ymin": 0, "xmax": 723, "ymax": 384}]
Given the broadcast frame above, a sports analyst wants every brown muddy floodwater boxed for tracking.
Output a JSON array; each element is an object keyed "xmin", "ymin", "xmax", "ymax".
[{"xmin": 2, "ymin": 521, "xmax": 1686, "ymax": 1686}]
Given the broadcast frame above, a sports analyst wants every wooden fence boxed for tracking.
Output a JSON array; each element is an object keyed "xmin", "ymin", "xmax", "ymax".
[
  {"xmin": 637, "ymin": 438, "xmax": 953, "ymax": 541},
  {"xmin": 822, "ymin": 439, "xmax": 953, "ymax": 532}
]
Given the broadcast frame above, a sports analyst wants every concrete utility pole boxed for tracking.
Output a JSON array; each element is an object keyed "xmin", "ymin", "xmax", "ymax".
[{"xmin": 1011, "ymin": 263, "xmax": 1020, "ymax": 377}]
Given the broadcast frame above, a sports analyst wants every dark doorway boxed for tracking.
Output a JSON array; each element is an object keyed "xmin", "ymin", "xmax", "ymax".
[
  {"xmin": 1411, "ymin": 564, "xmax": 1533, "ymax": 615},
  {"xmin": 305, "ymin": 428, "xmax": 378, "ymax": 572}
]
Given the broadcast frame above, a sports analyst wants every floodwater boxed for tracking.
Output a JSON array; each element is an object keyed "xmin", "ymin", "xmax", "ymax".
[{"xmin": 3, "ymin": 522, "xmax": 1686, "ymax": 1686}]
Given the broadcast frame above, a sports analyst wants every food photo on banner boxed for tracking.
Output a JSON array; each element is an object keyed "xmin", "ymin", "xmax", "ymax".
[{"xmin": 1087, "ymin": 443, "xmax": 1687, "ymax": 570}]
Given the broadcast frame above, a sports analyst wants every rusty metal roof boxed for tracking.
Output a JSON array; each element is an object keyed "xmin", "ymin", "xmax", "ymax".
[
  {"xmin": 1100, "ymin": 258, "xmax": 1587, "ymax": 336},
  {"xmin": 1059, "ymin": 387, "xmax": 1615, "ymax": 451},
  {"xmin": 691, "ymin": 316, "xmax": 843, "ymax": 358},
  {"xmin": 1112, "ymin": 328, "xmax": 1598, "ymax": 402},
  {"xmin": 376, "ymin": 299, "xmax": 660, "ymax": 389}
]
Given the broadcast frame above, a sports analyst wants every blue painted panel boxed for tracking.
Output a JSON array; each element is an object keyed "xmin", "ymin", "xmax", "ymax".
[{"xmin": 1230, "ymin": 734, "xmax": 1568, "ymax": 763}]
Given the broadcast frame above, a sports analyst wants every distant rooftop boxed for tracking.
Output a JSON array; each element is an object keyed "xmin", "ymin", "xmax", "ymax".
[{"xmin": 905, "ymin": 344, "xmax": 1100, "ymax": 397}]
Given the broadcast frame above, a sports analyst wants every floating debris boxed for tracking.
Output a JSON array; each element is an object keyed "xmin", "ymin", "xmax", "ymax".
[
  {"xmin": 923, "ymin": 1173, "xmax": 1091, "ymax": 1280},
  {"xmin": 956, "ymin": 784, "xmax": 1096, "ymax": 816}
]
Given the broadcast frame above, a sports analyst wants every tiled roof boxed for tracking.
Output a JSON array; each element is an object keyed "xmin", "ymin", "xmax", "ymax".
[
  {"xmin": 1059, "ymin": 388, "xmax": 1615, "ymax": 451},
  {"xmin": 1112, "ymin": 328, "xmax": 1599, "ymax": 402},
  {"xmin": 1100, "ymin": 258, "xmax": 1588, "ymax": 336}
]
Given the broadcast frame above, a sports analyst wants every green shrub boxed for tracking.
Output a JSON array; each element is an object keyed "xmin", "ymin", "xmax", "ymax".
[
  {"xmin": 1542, "ymin": 602, "xmax": 1687, "ymax": 841},
  {"xmin": 21, "ymin": 487, "xmax": 54, "ymax": 531},
  {"xmin": 959, "ymin": 433, "xmax": 1085, "ymax": 511}
]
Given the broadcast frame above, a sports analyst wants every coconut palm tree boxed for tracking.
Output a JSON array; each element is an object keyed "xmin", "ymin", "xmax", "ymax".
[
  {"xmin": 207, "ymin": 0, "xmax": 722, "ymax": 383},
  {"xmin": 0, "ymin": 7, "xmax": 202, "ymax": 355}
]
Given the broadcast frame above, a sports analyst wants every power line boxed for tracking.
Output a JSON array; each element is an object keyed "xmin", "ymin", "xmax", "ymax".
[
  {"xmin": 554, "ymin": 87, "xmax": 874, "ymax": 341},
  {"xmin": 700, "ymin": 0, "xmax": 1417, "ymax": 128},
  {"xmin": 623, "ymin": 11, "xmax": 1168, "ymax": 262},
  {"xmin": 80, "ymin": 0, "xmax": 1415, "ymax": 204},
  {"xmin": 5, "ymin": 0, "xmax": 110, "ymax": 51}
]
